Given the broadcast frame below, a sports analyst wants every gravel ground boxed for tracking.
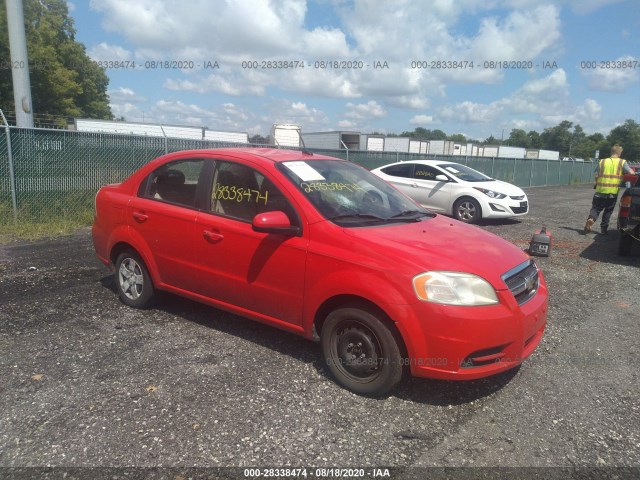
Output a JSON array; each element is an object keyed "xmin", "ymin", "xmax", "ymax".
[{"xmin": 0, "ymin": 184, "xmax": 638, "ymax": 478}]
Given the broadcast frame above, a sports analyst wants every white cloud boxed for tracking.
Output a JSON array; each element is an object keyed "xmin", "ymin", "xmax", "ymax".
[
  {"xmin": 302, "ymin": 28, "xmax": 350, "ymax": 58},
  {"xmin": 582, "ymin": 56, "xmax": 640, "ymax": 93},
  {"xmin": 410, "ymin": 115, "xmax": 436, "ymax": 125},
  {"xmin": 388, "ymin": 96, "xmax": 431, "ymax": 110},
  {"xmin": 108, "ymin": 87, "xmax": 146, "ymax": 104},
  {"xmin": 345, "ymin": 100, "xmax": 386, "ymax": 120},
  {"xmin": 470, "ymin": 6, "xmax": 561, "ymax": 61},
  {"xmin": 87, "ymin": 0, "xmax": 626, "ymax": 135},
  {"xmin": 564, "ymin": 0, "xmax": 627, "ymax": 15},
  {"xmin": 337, "ymin": 120, "xmax": 358, "ymax": 129},
  {"xmin": 505, "ymin": 69, "xmax": 571, "ymax": 114},
  {"xmin": 439, "ymin": 101, "xmax": 503, "ymax": 124},
  {"xmin": 267, "ymin": 100, "xmax": 330, "ymax": 130},
  {"xmin": 151, "ymin": 99, "xmax": 253, "ymax": 130},
  {"xmin": 89, "ymin": 0, "xmax": 564, "ymax": 103},
  {"xmin": 164, "ymin": 73, "xmax": 267, "ymax": 96},
  {"xmin": 107, "ymin": 87, "xmax": 148, "ymax": 121},
  {"xmin": 88, "ymin": 42, "xmax": 132, "ymax": 61},
  {"xmin": 90, "ymin": 0, "xmax": 313, "ymax": 59},
  {"xmin": 435, "ymin": 69, "xmax": 604, "ymax": 132},
  {"xmin": 282, "ymin": 69, "xmax": 361, "ymax": 98}
]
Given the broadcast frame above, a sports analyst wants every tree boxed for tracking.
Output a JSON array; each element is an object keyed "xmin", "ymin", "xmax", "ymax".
[
  {"xmin": 573, "ymin": 133, "xmax": 607, "ymax": 160},
  {"xmin": 528, "ymin": 131, "xmax": 542, "ymax": 149},
  {"xmin": 398, "ymin": 128, "xmax": 447, "ymax": 140},
  {"xmin": 540, "ymin": 120, "xmax": 573, "ymax": 155},
  {"xmin": 0, "ymin": 0, "xmax": 112, "ymax": 124},
  {"xmin": 249, "ymin": 134, "xmax": 271, "ymax": 145},
  {"xmin": 448, "ymin": 133, "xmax": 467, "ymax": 143},
  {"xmin": 607, "ymin": 119, "xmax": 640, "ymax": 161},
  {"xmin": 506, "ymin": 129, "xmax": 531, "ymax": 148}
]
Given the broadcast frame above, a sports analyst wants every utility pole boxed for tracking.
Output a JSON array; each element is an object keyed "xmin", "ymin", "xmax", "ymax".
[{"xmin": 5, "ymin": 0, "xmax": 34, "ymax": 128}]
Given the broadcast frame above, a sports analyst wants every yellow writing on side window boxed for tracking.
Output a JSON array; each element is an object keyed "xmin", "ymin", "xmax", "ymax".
[
  {"xmin": 300, "ymin": 181, "xmax": 365, "ymax": 193},
  {"xmin": 213, "ymin": 184, "xmax": 268, "ymax": 204},
  {"xmin": 415, "ymin": 170, "xmax": 434, "ymax": 177}
]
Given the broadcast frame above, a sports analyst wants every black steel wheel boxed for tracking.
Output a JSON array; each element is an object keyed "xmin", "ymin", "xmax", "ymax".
[
  {"xmin": 114, "ymin": 250, "xmax": 155, "ymax": 308},
  {"xmin": 453, "ymin": 197, "xmax": 482, "ymax": 224},
  {"xmin": 321, "ymin": 307, "xmax": 403, "ymax": 396}
]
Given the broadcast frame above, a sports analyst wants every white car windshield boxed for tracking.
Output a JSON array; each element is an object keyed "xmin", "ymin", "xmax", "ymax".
[
  {"xmin": 440, "ymin": 163, "xmax": 493, "ymax": 182},
  {"xmin": 280, "ymin": 159, "xmax": 433, "ymax": 226}
]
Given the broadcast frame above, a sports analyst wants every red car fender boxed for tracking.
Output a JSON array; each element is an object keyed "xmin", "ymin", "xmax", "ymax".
[
  {"xmin": 302, "ymin": 264, "xmax": 416, "ymax": 340},
  {"xmin": 106, "ymin": 225, "xmax": 164, "ymax": 289}
]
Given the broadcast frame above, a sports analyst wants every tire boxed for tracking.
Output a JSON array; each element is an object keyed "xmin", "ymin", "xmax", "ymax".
[
  {"xmin": 618, "ymin": 232, "xmax": 633, "ymax": 256},
  {"xmin": 321, "ymin": 307, "xmax": 403, "ymax": 396},
  {"xmin": 453, "ymin": 197, "xmax": 482, "ymax": 224},
  {"xmin": 114, "ymin": 250, "xmax": 155, "ymax": 308}
]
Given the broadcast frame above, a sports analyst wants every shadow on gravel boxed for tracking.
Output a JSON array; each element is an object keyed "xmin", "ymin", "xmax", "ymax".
[
  {"xmin": 579, "ymin": 231, "xmax": 640, "ymax": 264},
  {"xmin": 99, "ymin": 272, "xmax": 521, "ymax": 405},
  {"xmin": 557, "ymin": 226, "xmax": 587, "ymax": 235},
  {"xmin": 393, "ymin": 368, "xmax": 520, "ymax": 405},
  {"xmin": 148, "ymin": 288, "xmax": 324, "ymax": 362},
  {"xmin": 100, "ymin": 274, "xmax": 118, "ymax": 293},
  {"xmin": 479, "ymin": 218, "xmax": 522, "ymax": 227}
]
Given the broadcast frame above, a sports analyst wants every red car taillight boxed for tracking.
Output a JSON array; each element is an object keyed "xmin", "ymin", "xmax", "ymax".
[{"xmin": 619, "ymin": 195, "xmax": 631, "ymax": 218}]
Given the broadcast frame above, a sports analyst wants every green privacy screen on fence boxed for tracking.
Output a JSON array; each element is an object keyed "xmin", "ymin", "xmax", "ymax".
[{"xmin": 1, "ymin": 127, "xmax": 595, "ymax": 223}]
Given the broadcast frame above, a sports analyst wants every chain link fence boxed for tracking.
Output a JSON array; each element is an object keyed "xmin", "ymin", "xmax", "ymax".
[{"xmin": 0, "ymin": 125, "xmax": 594, "ymax": 225}]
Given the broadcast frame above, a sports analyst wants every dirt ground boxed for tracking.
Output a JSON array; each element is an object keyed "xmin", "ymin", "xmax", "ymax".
[{"xmin": 0, "ymin": 184, "xmax": 638, "ymax": 479}]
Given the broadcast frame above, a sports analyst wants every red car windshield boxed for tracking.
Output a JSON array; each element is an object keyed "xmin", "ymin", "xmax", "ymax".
[{"xmin": 279, "ymin": 159, "xmax": 432, "ymax": 226}]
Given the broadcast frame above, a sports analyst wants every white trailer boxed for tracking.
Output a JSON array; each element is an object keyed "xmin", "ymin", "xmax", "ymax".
[
  {"xmin": 409, "ymin": 140, "xmax": 428, "ymax": 154},
  {"xmin": 271, "ymin": 124, "xmax": 301, "ymax": 147},
  {"xmin": 453, "ymin": 144, "xmax": 468, "ymax": 156},
  {"xmin": 482, "ymin": 145, "xmax": 499, "ymax": 157},
  {"xmin": 429, "ymin": 140, "xmax": 444, "ymax": 155},
  {"xmin": 538, "ymin": 149, "xmax": 559, "ymax": 160},
  {"xmin": 383, "ymin": 137, "xmax": 411, "ymax": 152},
  {"xmin": 204, "ymin": 130, "xmax": 249, "ymax": 143},
  {"xmin": 301, "ymin": 131, "xmax": 361, "ymax": 150},
  {"xmin": 366, "ymin": 135, "xmax": 385, "ymax": 151},
  {"xmin": 75, "ymin": 118, "xmax": 250, "ymax": 143},
  {"xmin": 75, "ymin": 119, "xmax": 203, "ymax": 139},
  {"xmin": 428, "ymin": 140, "xmax": 455, "ymax": 155},
  {"xmin": 404, "ymin": 140, "xmax": 428, "ymax": 154},
  {"xmin": 497, "ymin": 146, "xmax": 526, "ymax": 159}
]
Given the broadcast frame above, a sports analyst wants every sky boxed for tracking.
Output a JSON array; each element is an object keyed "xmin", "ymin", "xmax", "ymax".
[{"xmin": 68, "ymin": 0, "xmax": 640, "ymax": 140}]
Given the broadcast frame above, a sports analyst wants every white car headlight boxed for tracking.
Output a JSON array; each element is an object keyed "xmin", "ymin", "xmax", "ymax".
[
  {"xmin": 412, "ymin": 271, "xmax": 499, "ymax": 306},
  {"xmin": 473, "ymin": 187, "xmax": 507, "ymax": 199}
]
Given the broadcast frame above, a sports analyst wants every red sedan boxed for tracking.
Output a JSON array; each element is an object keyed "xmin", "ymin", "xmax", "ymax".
[{"xmin": 93, "ymin": 148, "xmax": 547, "ymax": 396}]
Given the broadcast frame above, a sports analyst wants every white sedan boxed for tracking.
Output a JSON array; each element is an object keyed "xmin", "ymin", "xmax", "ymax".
[{"xmin": 371, "ymin": 160, "xmax": 528, "ymax": 224}]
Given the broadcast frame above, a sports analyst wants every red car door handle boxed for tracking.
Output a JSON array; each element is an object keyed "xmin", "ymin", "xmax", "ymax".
[
  {"xmin": 203, "ymin": 230, "xmax": 224, "ymax": 242},
  {"xmin": 132, "ymin": 211, "xmax": 148, "ymax": 222}
]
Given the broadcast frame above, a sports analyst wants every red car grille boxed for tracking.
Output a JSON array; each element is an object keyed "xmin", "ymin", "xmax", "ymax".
[{"xmin": 502, "ymin": 260, "xmax": 539, "ymax": 305}]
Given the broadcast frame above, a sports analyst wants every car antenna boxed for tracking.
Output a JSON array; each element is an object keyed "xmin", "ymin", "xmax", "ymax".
[{"xmin": 298, "ymin": 130, "xmax": 313, "ymax": 156}]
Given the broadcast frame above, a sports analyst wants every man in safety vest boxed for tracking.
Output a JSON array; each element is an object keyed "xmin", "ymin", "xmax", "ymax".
[{"xmin": 584, "ymin": 144, "xmax": 633, "ymax": 234}]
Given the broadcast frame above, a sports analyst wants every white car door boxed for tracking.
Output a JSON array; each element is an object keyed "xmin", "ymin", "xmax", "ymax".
[
  {"xmin": 410, "ymin": 164, "xmax": 454, "ymax": 213},
  {"xmin": 377, "ymin": 163, "xmax": 417, "ymax": 198}
]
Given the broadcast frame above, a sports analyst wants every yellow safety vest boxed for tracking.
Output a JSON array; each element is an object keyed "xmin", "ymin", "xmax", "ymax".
[{"xmin": 595, "ymin": 157, "xmax": 626, "ymax": 194}]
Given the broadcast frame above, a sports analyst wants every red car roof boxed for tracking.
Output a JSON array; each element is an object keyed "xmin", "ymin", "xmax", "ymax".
[{"xmin": 166, "ymin": 147, "xmax": 343, "ymax": 164}]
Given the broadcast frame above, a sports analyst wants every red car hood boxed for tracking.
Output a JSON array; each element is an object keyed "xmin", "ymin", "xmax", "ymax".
[{"xmin": 339, "ymin": 215, "xmax": 530, "ymax": 289}]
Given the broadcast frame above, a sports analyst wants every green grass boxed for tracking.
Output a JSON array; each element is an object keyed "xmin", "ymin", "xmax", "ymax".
[{"xmin": 0, "ymin": 194, "xmax": 94, "ymax": 243}]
